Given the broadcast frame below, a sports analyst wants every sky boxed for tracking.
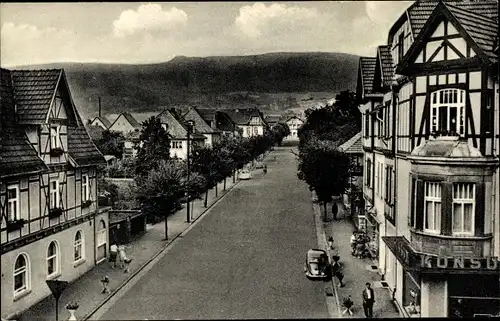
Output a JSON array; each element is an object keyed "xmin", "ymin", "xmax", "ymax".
[{"xmin": 1, "ymin": 1, "xmax": 413, "ymax": 67}]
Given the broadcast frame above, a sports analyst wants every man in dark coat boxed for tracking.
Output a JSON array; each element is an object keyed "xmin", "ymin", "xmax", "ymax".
[
  {"xmin": 362, "ymin": 282, "xmax": 375, "ymax": 318},
  {"xmin": 332, "ymin": 202, "xmax": 338, "ymax": 220}
]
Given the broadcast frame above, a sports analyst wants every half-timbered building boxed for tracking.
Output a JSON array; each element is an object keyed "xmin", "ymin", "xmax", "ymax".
[
  {"xmin": 357, "ymin": 0, "xmax": 499, "ymax": 317},
  {"xmin": 0, "ymin": 68, "xmax": 108, "ymax": 319}
]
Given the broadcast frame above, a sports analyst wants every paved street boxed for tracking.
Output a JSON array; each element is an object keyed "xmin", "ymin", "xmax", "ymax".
[{"xmin": 98, "ymin": 147, "xmax": 330, "ymax": 319}]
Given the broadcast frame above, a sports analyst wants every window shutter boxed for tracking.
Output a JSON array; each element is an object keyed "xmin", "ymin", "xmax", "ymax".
[
  {"xmin": 474, "ymin": 182, "xmax": 485, "ymax": 236},
  {"xmin": 441, "ymin": 182, "xmax": 452, "ymax": 235},
  {"xmin": 409, "ymin": 177, "xmax": 416, "ymax": 227},
  {"xmin": 415, "ymin": 180, "xmax": 424, "ymax": 230}
]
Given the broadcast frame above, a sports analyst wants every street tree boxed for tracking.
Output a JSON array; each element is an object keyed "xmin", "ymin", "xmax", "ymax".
[
  {"xmin": 135, "ymin": 116, "xmax": 170, "ymax": 176},
  {"xmin": 297, "ymin": 138, "xmax": 350, "ymax": 221},
  {"xmin": 191, "ymin": 146, "xmax": 219, "ymax": 207},
  {"xmin": 94, "ymin": 130, "xmax": 125, "ymax": 159},
  {"xmin": 213, "ymin": 144, "xmax": 234, "ymax": 193}
]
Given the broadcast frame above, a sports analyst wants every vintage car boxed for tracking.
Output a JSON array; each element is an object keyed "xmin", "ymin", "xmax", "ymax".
[
  {"xmin": 239, "ymin": 169, "xmax": 251, "ymax": 180},
  {"xmin": 304, "ymin": 249, "xmax": 331, "ymax": 280}
]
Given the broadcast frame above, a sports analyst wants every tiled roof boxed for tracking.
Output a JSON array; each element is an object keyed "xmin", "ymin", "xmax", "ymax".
[
  {"xmin": 91, "ymin": 116, "xmax": 111, "ymax": 129},
  {"xmin": 11, "ymin": 69, "xmax": 61, "ymax": 125},
  {"xmin": 215, "ymin": 111, "xmax": 237, "ymax": 132},
  {"xmin": 122, "ymin": 113, "xmax": 142, "ymax": 129},
  {"xmin": 224, "ymin": 108, "xmax": 262, "ymax": 125},
  {"xmin": 264, "ymin": 115, "xmax": 281, "ymax": 124},
  {"xmin": 86, "ymin": 124, "xmax": 105, "ymax": 142},
  {"xmin": 183, "ymin": 108, "xmax": 217, "ymax": 134},
  {"xmin": 445, "ymin": 2, "xmax": 498, "ymax": 59},
  {"xmin": 404, "ymin": 0, "xmax": 498, "ymax": 59},
  {"xmin": 359, "ymin": 57, "xmax": 377, "ymax": 95},
  {"xmin": 338, "ymin": 132, "xmax": 363, "ymax": 154},
  {"xmin": 68, "ymin": 112, "xmax": 106, "ymax": 166},
  {"xmin": 157, "ymin": 109, "xmax": 205, "ymax": 140},
  {"xmin": 195, "ymin": 108, "xmax": 216, "ymax": 122},
  {"xmin": 0, "ymin": 68, "xmax": 48, "ymax": 177},
  {"xmin": 378, "ymin": 46, "xmax": 394, "ymax": 87}
]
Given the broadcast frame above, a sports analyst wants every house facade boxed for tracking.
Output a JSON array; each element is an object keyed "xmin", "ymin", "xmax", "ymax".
[
  {"xmin": 157, "ymin": 109, "xmax": 206, "ymax": 160},
  {"xmin": 225, "ymin": 108, "xmax": 265, "ymax": 138},
  {"xmin": 89, "ymin": 116, "xmax": 111, "ymax": 130},
  {"xmin": 358, "ymin": 1, "xmax": 499, "ymax": 317},
  {"xmin": 285, "ymin": 116, "xmax": 304, "ymax": 141},
  {"xmin": 0, "ymin": 68, "xmax": 108, "ymax": 319},
  {"xmin": 183, "ymin": 107, "xmax": 220, "ymax": 147},
  {"xmin": 108, "ymin": 113, "xmax": 141, "ymax": 158},
  {"xmin": 197, "ymin": 109, "xmax": 239, "ymax": 137}
]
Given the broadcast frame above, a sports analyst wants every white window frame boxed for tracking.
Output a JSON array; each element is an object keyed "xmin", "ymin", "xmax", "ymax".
[
  {"xmin": 431, "ymin": 89, "xmax": 465, "ymax": 136},
  {"xmin": 50, "ymin": 126, "xmax": 61, "ymax": 149},
  {"xmin": 50, "ymin": 179, "xmax": 60, "ymax": 209},
  {"xmin": 424, "ymin": 182, "xmax": 442, "ymax": 234},
  {"xmin": 13, "ymin": 253, "xmax": 30, "ymax": 297},
  {"xmin": 82, "ymin": 174, "xmax": 89, "ymax": 202},
  {"xmin": 74, "ymin": 230, "xmax": 85, "ymax": 263},
  {"xmin": 452, "ymin": 183, "xmax": 475, "ymax": 236},
  {"xmin": 246, "ymin": 127, "xmax": 251, "ymax": 136},
  {"xmin": 46, "ymin": 241, "xmax": 60, "ymax": 278},
  {"xmin": 7, "ymin": 184, "xmax": 20, "ymax": 221},
  {"xmin": 253, "ymin": 126, "xmax": 259, "ymax": 135}
]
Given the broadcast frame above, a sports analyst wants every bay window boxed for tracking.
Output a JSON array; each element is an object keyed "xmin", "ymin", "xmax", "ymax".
[
  {"xmin": 424, "ymin": 182, "xmax": 441, "ymax": 233},
  {"xmin": 430, "ymin": 89, "xmax": 465, "ymax": 136},
  {"xmin": 452, "ymin": 183, "xmax": 475, "ymax": 235}
]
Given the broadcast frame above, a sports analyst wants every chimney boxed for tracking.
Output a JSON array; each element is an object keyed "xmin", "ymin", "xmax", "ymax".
[{"xmin": 98, "ymin": 97, "xmax": 102, "ymax": 117}]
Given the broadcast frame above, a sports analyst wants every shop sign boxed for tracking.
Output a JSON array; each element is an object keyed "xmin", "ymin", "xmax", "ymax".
[{"xmin": 419, "ymin": 255, "xmax": 499, "ymax": 270}]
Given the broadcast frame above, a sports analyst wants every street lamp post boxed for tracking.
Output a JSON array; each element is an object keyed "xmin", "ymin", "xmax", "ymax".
[{"xmin": 185, "ymin": 120, "xmax": 194, "ymax": 223}]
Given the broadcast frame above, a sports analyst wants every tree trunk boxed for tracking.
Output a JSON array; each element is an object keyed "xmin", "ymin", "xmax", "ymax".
[
  {"xmin": 164, "ymin": 214, "xmax": 168, "ymax": 240},
  {"xmin": 224, "ymin": 178, "xmax": 227, "ymax": 190},
  {"xmin": 215, "ymin": 183, "xmax": 218, "ymax": 198},
  {"xmin": 204, "ymin": 190, "xmax": 208, "ymax": 208},
  {"xmin": 233, "ymin": 170, "xmax": 236, "ymax": 183},
  {"xmin": 323, "ymin": 202, "xmax": 327, "ymax": 222}
]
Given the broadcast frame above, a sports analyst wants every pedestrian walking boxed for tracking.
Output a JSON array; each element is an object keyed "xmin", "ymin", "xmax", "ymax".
[
  {"xmin": 350, "ymin": 231, "xmax": 357, "ymax": 256},
  {"xmin": 327, "ymin": 236, "xmax": 334, "ymax": 250},
  {"xmin": 263, "ymin": 164, "xmax": 267, "ymax": 174},
  {"xmin": 362, "ymin": 282, "xmax": 375, "ymax": 318},
  {"xmin": 335, "ymin": 270, "xmax": 345, "ymax": 287},
  {"xmin": 109, "ymin": 243, "xmax": 118, "ymax": 269},
  {"xmin": 342, "ymin": 295, "xmax": 354, "ymax": 316},
  {"xmin": 118, "ymin": 245, "xmax": 131, "ymax": 272},
  {"xmin": 332, "ymin": 202, "xmax": 338, "ymax": 220}
]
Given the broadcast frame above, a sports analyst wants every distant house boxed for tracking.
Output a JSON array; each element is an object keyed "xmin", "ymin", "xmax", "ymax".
[
  {"xmin": 157, "ymin": 109, "xmax": 206, "ymax": 159},
  {"xmin": 225, "ymin": 108, "xmax": 265, "ymax": 138},
  {"xmin": 197, "ymin": 109, "xmax": 239, "ymax": 137},
  {"xmin": 89, "ymin": 116, "xmax": 111, "ymax": 130},
  {"xmin": 285, "ymin": 116, "xmax": 304, "ymax": 141},
  {"xmin": 264, "ymin": 115, "xmax": 281, "ymax": 129},
  {"xmin": 183, "ymin": 107, "xmax": 221, "ymax": 147},
  {"xmin": 338, "ymin": 132, "xmax": 363, "ymax": 221},
  {"xmin": 0, "ymin": 68, "xmax": 108, "ymax": 319},
  {"xmin": 108, "ymin": 113, "xmax": 141, "ymax": 134}
]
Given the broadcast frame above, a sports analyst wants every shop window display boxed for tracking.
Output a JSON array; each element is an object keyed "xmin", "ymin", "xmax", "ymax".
[{"xmin": 403, "ymin": 271, "xmax": 421, "ymax": 317}]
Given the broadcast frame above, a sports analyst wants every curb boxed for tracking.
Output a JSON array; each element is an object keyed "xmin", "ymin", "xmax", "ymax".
[{"xmin": 82, "ymin": 178, "xmax": 241, "ymax": 321}]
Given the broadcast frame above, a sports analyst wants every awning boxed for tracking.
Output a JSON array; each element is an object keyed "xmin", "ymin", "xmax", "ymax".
[{"xmin": 382, "ymin": 236, "xmax": 419, "ymax": 269}]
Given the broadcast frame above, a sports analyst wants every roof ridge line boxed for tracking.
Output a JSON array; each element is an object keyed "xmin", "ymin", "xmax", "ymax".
[{"xmin": 445, "ymin": 1, "xmax": 498, "ymax": 24}]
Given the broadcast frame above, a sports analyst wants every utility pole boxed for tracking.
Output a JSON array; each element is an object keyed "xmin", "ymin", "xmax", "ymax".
[{"xmin": 98, "ymin": 96, "xmax": 102, "ymax": 117}]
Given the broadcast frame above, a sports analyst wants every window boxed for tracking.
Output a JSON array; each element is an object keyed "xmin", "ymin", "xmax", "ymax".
[
  {"xmin": 410, "ymin": 178, "xmax": 417, "ymax": 228},
  {"xmin": 246, "ymin": 127, "xmax": 251, "ymax": 136},
  {"xmin": 398, "ymin": 32, "xmax": 405, "ymax": 63},
  {"xmin": 484, "ymin": 91, "xmax": 494, "ymax": 134},
  {"xmin": 452, "ymin": 183, "xmax": 475, "ymax": 235},
  {"xmin": 47, "ymin": 241, "xmax": 59, "ymax": 278},
  {"xmin": 431, "ymin": 89, "xmax": 466, "ymax": 136},
  {"xmin": 50, "ymin": 179, "xmax": 60, "ymax": 209},
  {"xmin": 253, "ymin": 126, "xmax": 258, "ymax": 135},
  {"xmin": 377, "ymin": 108, "xmax": 385, "ymax": 137},
  {"xmin": 7, "ymin": 184, "xmax": 20, "ymax": 221},
  {"xmin": 82, "ymin": 174, "xmax": 89, "ymax": 202},
  {"xmin": 424, "ymin": 182, "xmax": 442, "ymax": 233},
  {"xmin": 14, "ymin": 254, "xmax": 30, "ymax": 296},
  {"xmin": 50, "ymin": 126, "xmax": 61, "ymax": 149},
  {"xmin": 74, "ymin": 231, "xmax": 84, "ymax": 262},
  {"xmin": 385, "ymin": 165, "xmax": 393, "ymax": 204},
  {"xmin": 366, "ymin": 159, "xmax": 372, "ymax": 187},
  {"xmin": 384, "ymin": 102, "xmax": 391, "ymax": 138}
]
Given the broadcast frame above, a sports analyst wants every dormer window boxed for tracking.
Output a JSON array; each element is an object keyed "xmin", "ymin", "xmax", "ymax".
[
  {"xmin": 431, "ymin": 89, "xmax": 465, "ymax": 136},
  {"xmin": 50, "ymin": 126, "xmax": 61, "ymax": 149}
]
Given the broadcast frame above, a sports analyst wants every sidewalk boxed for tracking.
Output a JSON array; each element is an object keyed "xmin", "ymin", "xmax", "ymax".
[
  {"xmin": 16, "ymin": 176, "xmax": 241, "ymax": 321},
  {"xmin": 313, "ymin": 197, "xmax": 401, "ymax": 319}
]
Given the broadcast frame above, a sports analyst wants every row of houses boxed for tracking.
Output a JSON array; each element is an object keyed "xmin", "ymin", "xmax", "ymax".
[{"xmin": 354, "ymin": 0, "xmax": 499, "ymax": 317}]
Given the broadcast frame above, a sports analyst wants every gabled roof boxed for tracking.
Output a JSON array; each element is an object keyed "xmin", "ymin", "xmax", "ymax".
[
  {"xmin": 68, "ymin": 113, "xmax": 106, "ymax": 166},
  {"xmin": 196, "ymin": 108, "xmax": 217, "ymax": 122},
  {"xmin": 91, "ymin": 116, "xmax": 111, "ymax": 129},
  {"xmin": 358, "ymin": 57, "xmax": 377, "ymax": 95},
  {"xmin": 157, "ymin": 109, "xmax": 205, "ymax": 140},
  {"xmin": 378, "ymin": 46, "xmax": 394, "ymax": 87},
  {"xmin": 224, "ymin": 108, "xmax": 263, "ymax": 125},
  {"xmin": 10, "ymin": 69, "xmax": 61, "ymax": 125},
  {"xmin": 183, "ymin": 107, "xmax": 217, "ymax": 134},
  {"xmin": 338, "ymin": 132, "xmax": 362, "ymax": 154},
  {"xmin": 110, "ymin": 112, "xmax": 141, "ymax": 131},
  {"xmin": 286, "ymin": 115, "xmax": 304, "ymax": 123},
  {"xmin": 86, "ymin": 124, "xmax": 105, "ymax": 141},
  {"xmin": 264, "ymin": 115, "xmax": 281, "ymax": 124},
  {"xmin": 215, "ymin": 111, "xmax": 237, "ymax": 132}
]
